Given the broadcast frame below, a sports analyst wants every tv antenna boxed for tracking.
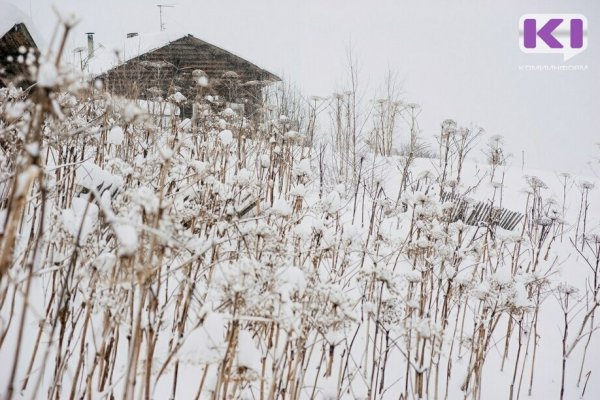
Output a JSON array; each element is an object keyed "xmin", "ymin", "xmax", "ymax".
[{"xmin": 157, "ymin": 4, "xmax": 175, "ymax": 31}]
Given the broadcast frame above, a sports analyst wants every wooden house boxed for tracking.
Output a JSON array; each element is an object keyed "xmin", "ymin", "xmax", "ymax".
[
  {"xmin": 90, "ymin": 32, "xmax": 280, "ymax": 117},
  {"xmin": 0, "ymin": 5, "xmax": 38, "ymax": 89}
]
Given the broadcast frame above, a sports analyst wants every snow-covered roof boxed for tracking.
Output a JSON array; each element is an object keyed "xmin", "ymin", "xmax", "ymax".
[
  {"xmin": 0, "ymin": 1, "xmax": 41, "ymax": 46},
  {"xmin": 85, "ymin": 30, "xmax": 280, "ymax": 81},
  {"xmin": 0, "ymin": 2, "xmax": 27, "ymax": 38},
  {"xmin": 86, "ymin": 30, "xmax": 185, "ymax": 76}
]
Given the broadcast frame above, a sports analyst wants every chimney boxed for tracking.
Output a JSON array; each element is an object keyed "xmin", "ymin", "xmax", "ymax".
[{"xmin": 86, "ymin": 32, "xmax": 95, "ymax": 59}]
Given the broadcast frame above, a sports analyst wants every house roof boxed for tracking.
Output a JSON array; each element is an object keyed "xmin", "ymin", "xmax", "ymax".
[
  {"xmin": 86, "ymin": 31, "xmax": 280, "ymax": 83},
  {"xmin": 0, "ymin": 1, "xmax": 42, "ymax": 46},
  {"xmin": 0, "ymin": 2, "xmax": 39, "ymax": 88}
]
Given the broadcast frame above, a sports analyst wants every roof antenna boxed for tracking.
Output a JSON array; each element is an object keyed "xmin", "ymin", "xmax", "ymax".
[{"xmin": 157, "ymin": 4, "xmax": 175, "ymax": 32}]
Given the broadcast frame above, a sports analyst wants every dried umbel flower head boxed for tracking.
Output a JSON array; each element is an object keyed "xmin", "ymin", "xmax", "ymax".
[
  {"xmin": 192, "ymin": 69, "xmax": 209, "ymax": 87},
  {"xmin": 441, "ymin": 119, "xmax": 457, "ymax": 135},
  {"xmin": 556, "ymin": 282, "xmax": 580, "ymax": 296},
  {"xmin": 525, "ymin": 175, "xmax": 548, "ymax": 190},
  {"xmin": 222, "ymin": 70, "xmax": 240, "ymax": 79},
  {"xmin": 579, "ymin": 180, "xmax": 595, "ymax": 190},
  {"xmin": 583, "ymin": 233, "xmax": 600, "ymax": 244}
]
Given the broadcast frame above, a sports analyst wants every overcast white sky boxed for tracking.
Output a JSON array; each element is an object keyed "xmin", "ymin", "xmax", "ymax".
[{"xmin": 8, "ymin": 0, "xmax": 600, "ymax": 176}]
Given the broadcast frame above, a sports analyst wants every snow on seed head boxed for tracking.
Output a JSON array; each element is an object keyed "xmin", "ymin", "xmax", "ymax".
[
  {"xmin": 289, "ymin": 184, "xmax": 306, "ymax": 198},
  {"xmin": 114, "ymin": 224, "xmax": 138, "ymax": 257},
  {"xmin": 271, "ymin": 198, "xmax": 292, "ymax": 217},
  {"xmin": 235, "ymin": 168, "xmax": 252, "ymax": 185},
  {"xmin": 168, "ymin": 92, "xmax": 187, "ymax": 104},
  {"xmin": 108, "ymin": 126, "xmax": 124, "ymax": 145},
  {"xmin": 219, "ymin": 130, "xmax": 233, "ymax": 145},
  {"xmin": 293, "ymin": 158, "xmax": 311, "ymax": 177},
  {"xmin": 37, "ymin": 61, "xmax": 60, "ymax": 88}
]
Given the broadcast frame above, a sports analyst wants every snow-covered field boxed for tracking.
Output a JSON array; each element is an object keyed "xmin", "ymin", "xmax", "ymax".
[{"xmin": 1, "ymin": 13, "xmax": 600, "ymax": 400}]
